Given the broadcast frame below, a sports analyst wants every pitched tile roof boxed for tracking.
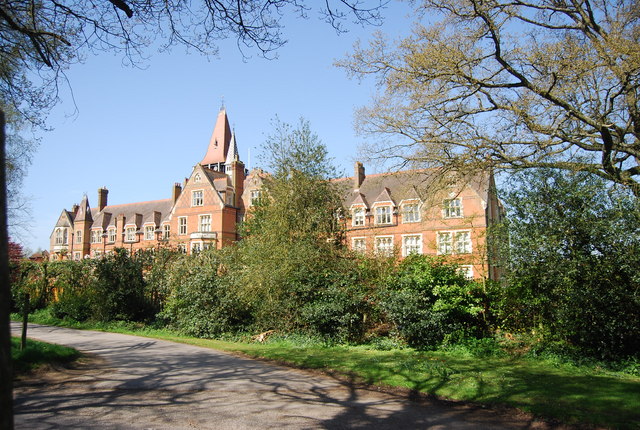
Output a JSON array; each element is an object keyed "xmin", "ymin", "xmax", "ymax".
[
  {"xmin": 337, "ymin": 169, "xmax": 491, "ymax": 208},
  {"xmin": 92, "ymin": 199, "xmax": 173, "ymax": 230}
]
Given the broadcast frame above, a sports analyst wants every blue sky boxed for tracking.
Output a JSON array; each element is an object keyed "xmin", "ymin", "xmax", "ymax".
[{"xmin": 18, "ymin": 2, "xmax": 415, "ymax": 252}]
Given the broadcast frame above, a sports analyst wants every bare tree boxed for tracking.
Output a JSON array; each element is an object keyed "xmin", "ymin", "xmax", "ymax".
[
  {"xmin": 338, "ymin": 0, "xmax": 640, "ymax": 196},
  {"xmin": 0, "ymin": 1, "xmax": 386, "ymax": 428}
]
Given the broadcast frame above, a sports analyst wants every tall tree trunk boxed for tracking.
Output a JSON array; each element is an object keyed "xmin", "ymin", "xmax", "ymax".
[{"xmin": 0, "ymin": 109, "xmax": 15, "ymax": 429}]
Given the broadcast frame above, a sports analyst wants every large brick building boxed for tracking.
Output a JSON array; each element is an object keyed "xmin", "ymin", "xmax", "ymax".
[{"xmin": 49, "ymin": 108, "xmax": 502, "ymax": 279}]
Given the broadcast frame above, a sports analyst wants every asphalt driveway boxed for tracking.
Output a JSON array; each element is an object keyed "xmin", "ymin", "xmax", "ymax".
[{"xmin": 11, "ymin": 323, "xmax": 552, "ymax": 429}]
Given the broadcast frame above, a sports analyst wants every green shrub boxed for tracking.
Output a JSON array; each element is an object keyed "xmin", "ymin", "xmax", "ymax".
[
  {"xmin": 49, "ymin": 259, "xmax": 96, "ymax": 321},
  {"xmin": 380, "ymin": 255, "xmax": 485, "ymax": 349},
  {"xmin": 160, "ymin": 248, "xmax": 252, "ymax": 337}
]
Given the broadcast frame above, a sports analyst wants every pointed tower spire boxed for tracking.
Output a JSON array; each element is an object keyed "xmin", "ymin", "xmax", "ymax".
[
  {"xmin": 74, "ymin": 195, "xmax": 93, "ymax": 222},
  {"xmin": 200, "ymin": 107, "xmax": 232, "ymax": 168},
  {"xmin": 225, "ymin": 131, "xmax": 239, "ymax": 166}
]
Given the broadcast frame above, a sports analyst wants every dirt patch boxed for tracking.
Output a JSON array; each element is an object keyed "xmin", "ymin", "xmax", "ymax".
[{"xmin": 14, "ymin": 353, "xmax": 113, "ymax": 387}]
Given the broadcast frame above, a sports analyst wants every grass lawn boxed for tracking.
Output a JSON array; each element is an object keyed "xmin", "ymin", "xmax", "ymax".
[
  {"xmin": 11, "ymin": 336, "xmax": 81, "ymax": 376},
  {"xmin": 15, "ymin": 311, "xmax": 640, "ymax": 429}
]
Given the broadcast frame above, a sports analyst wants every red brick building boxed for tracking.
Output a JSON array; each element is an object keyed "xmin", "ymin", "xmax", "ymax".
[
  {"xmin": 49, "ymin": 108, "xmax": 502, "ymax": 280},
  {"xmin": 337, "ymin": 163, "xmax": 503, "ymax": 280}
]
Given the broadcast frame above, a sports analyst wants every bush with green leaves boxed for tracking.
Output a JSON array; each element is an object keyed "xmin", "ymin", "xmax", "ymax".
[
  {"xmin": 48, "ymin": 259, "xmax": 96, "ymax": 321},
  {"xmin": 91, "ymin": 248, "xmax": 153, "ymax": 322},
  {"xmin": 380, "ymin": 255, "xmax": 485, "ymax": 349},
  {"xmin": 159, "ymin": 248, "xmax": 252, "ymax": 337}
]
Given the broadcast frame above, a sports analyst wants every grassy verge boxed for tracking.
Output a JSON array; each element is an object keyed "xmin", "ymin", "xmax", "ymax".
[
  {"xmin": 14, "ymin": 310, "xmax": 640, "ymax": 429},
  {"xmin": 11, "ymin": 336, "xmax": 81, "ymax": 376}
]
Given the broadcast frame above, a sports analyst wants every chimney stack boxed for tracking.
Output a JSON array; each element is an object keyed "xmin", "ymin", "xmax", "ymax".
[
  {"xmin": 71, "ymin": 204, "xmax": 79, "ymax": 215},
  {"xmin": 97, "ymin": 187, "xmax": 109, "ymax": 211},
  {"xmin": 354, "ymin": 162, "xmax": 365, "ymax": 190},
  {"xmin": 172, "ymin": 183, "xmax": 182, "ymax": 204}
]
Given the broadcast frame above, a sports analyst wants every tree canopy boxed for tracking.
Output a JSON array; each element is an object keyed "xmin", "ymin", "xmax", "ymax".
[
  {"xmin": 339, "ymin": 0, "xmax": 640, "ymax": 196},
  {"xmin": 493, "ymin": 168, "xmax": 640, "ymax": 358}
]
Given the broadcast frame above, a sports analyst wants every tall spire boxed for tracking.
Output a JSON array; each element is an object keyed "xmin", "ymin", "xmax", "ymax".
[
  {"xmin": 75, "ymin": 195, "xmax": 93, "ymax": 222},
  {"xmin": 225, "ymin": 131, "xmax": 239, "ymax": 165},
  {"xmin": 200, "ymin": 107, "xmax": 232, "ymax": 166}
]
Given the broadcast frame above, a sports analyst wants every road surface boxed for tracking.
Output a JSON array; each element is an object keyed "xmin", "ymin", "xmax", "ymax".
[{"xmin": 11, "ymin": 323, "xmax": 553, "ymax": 429}]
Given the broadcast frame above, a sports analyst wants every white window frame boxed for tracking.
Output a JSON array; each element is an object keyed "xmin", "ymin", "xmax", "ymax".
[
  {"xmin": 192, "ymin": 190, "xmax": 204, "ymax": 207},
  {"xmin": 75, "ymin": 230, "xmax": 82, "ymax": 244},
  {"xmin": 374, "ymin": 235, "xmax": 394, "ymax": 257},
  {"xmin": 437, "ymin": 230, "xmax": 472, "ymax": 255},
  {"xmin": 250, "ymin": 190, "xmax": 261, "ymax": 206},
  {"xmin": 443, "ymin": 198, "xmax": 463, "ymax": 218},
  {"xmin": 108, "ymin": 228, "xmax": 116, "ymax": 243},
  {"xmin": 91, "ymin": 230, "xmax": 102, "ymax": 244},
  {"xmin": 144, "ymin": 225, "xmax": 155, "ymax": 241},
  {"xmin": 458, "ymin": 265, "xmax": 474, "ymax": 280},
  {"xmin": 125, "ymin": 226, "xmax": 137, "ymax": 242},
  {"xmin": 199, "ymin": 214, "xmax": 211, "ymax": 232},
  {"xmin": 352, "ymin": 207, "xmax": 365, "ymax": 227},
  {"xmin": 162, "ymin": 224, "xmax": 170, "ymax": 240},
  {"xmin": 190, "ymin": 241, "xmax": 202, "ymax": 254},
  {"xmin": 402, "ymin": 203, "xmax": 421, "ymax": 223},
  {"xmin": 177, "ymin": 243, "xmax": 186, "ymax": 254},
  {"xmin": 55, "ymin": 228, "xmax": 68, "ymax": 245},
  {"xmin": 351, "ymin": 237, "xmax": 366, "ymax": 253},
  {"xmin": 374, "ymin": 206, "xmax": 392, "ymax": 225},
  {"xmin": 73, "ymin": 251, "xmax": 81, "ymax": 261},
  {"xmin": 178, "ymin": 217, "xmax": 187, "ymax": 235},
  {"xmin": 193, "ymin": 173, "xmax": 201, "ymax": 183},
  {"xmin": 402, "ymin": 234, "xmax": 423, "ymax": 256},
  {"xmin": 454, "ymin": 231, "xmax": 472, "ymax": 254}
]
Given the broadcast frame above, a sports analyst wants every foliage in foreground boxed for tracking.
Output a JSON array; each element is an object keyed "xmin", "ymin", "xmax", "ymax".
[{"xmin": 492, "ymin": 169, "xmax": 640, "ymax": 359}]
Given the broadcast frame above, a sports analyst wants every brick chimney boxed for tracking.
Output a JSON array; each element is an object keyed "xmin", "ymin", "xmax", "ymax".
[
  {"xmin": 97, "ymin": 187, "xmax": 108, "ymax": 211},
  {"xmin": 354, "ymin": 162, "xmax": 365, "ymax": 190},
  {"xmin": 71, "ymin": 204, "xmax": 79, "ymax": 215},
  {"xmin": 172, "ymin": 183, "xmax": 182, "ymax": 204}
]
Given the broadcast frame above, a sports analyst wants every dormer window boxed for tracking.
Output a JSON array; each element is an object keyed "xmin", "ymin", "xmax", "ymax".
[
  {"xmin": 443, "ymin": 198, "xmax": 463, "ymax": 218},
  {"xmin": 108, "ymin": 228, "xmax": 116, "ymax": 243},
  {"xmin": 125, "ymin": 227, "xmax": 137, "ymax": 242},
  {"xmin": 375, "ymin": 206, "xmax": 392, "ymax": 225},
  {"xmin": 192, "ymin": 190, "xmax": 204, "ymax": 207},
  {"xmin": 144, "ymin": 225, "xmax": 155, "ymax": 240},
  {"xmin": 352, "ymin": 208, "xmax": 365, "ymax": 226}
]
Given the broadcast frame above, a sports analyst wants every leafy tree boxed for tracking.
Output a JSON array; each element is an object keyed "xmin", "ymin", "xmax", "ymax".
[
  {"xmin": 339, "ymin": 0, "xmax": 640, "ymax": 196},
  {"xmin": 493, "ymin": 168, "xmax": 640, "ymax": 359},
  {"xmin": 237, "ymin": 118, "xmax": 347, "ymax": 332}
]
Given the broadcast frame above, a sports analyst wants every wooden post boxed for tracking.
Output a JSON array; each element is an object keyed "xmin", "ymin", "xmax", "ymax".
[{"xmin": 21, "ymin": 293, "xmax": 30, "ymax": 351}]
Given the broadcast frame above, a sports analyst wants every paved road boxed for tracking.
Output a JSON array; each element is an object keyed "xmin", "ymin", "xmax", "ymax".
[{"xmin": 11, "ymin": 323, "xmax": 550, "ymax": 429}]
